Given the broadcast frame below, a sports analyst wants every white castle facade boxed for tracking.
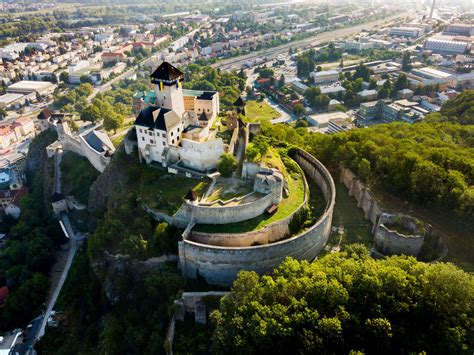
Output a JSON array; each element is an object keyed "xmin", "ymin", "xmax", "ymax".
[{"xmin": 134, "ymin": 62, "xmax": 224, "ymax": 172}]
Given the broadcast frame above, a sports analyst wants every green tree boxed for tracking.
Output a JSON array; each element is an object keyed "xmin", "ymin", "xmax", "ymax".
[
  {"xmin": 279, "ymin": 74, "xmax": 285, "ymax": 88},
  {"xmin": 304, "ymin": 86, "xmax": 321, "ymax": 103},
  {"xmin": 293, "ymin": 103, "xmax": 305, "ymax": 116},
  {"xmin": 393, "ymin": 73, "xmax": 408, "ymax": 92},
  {"xmin": 378, "ymin": 80, "xmax": 392, "ymax": 99},
  {"xmin": 103, "ymin": 112, "xmax": 124, "ymax": 134},
  {"xmin": 402, "ymin": 51, "xmax": 412, "ymax": 71},
  {"xmin": 313, "ymin": 94, "xmax": 330, "ymax": 110},
  {"xmin": 80, "ymin": 75, "xmax": 93, "ymax": 84},
  {"xmin": 81, "ymin": 104, "xmax": 101, "ymax": 123},
  {"xmin": 211, "ymin": 249, "xmax": 474, "ymax": 354},
  {"xmin": 218, "ymin": 153, "xmax": 237, "ymax": 177}
]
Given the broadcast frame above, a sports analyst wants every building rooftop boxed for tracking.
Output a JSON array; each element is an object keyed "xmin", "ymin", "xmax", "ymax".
[
  {"xmin": 312, "ymin": 69, "xmax": 339, "ymax": 77},
  {"xmin": 135, "ymin": 106, "xmax": 180, "ymax": 132},
  {"xmin": 357, "ymin": 89, "xmax": 378, "ymax": 96},
  {"xmin": 82, "ymin": 130, "xmax": 114, "ymax": 153},
  {"xmin": 150, "ymin": 61, "xmax": 184, "ymax": 81},
  {"xmin": 37, "ymin": 108, "xmax": 54, "ymax": 120},
  {"xmin": 197, "ymin": 91, "xmax": 217, "ymax": 100},
  {"xmin": 0, "ymin": 93, "xmax": 24, "ymax": 104},
  {"xmin": 233, "ymin": 97, "xmax": 245, "ymax": 107},
  {"xmin": 8, "ymin": 80, "xmax": 54, "ymax": 91}
]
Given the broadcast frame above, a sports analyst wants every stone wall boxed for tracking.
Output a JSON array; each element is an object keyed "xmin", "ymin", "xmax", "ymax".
[
  {"xmin": 339, "ymin": 166, "xmax": 383, "ymax": 232},
  {"xmin": 179, "ymin": 149, "xmax": 335, "ymax": 286},
  {"xmin": 339, "ymin": 166, "xmax": 429, "ymax": 257},
  {"xmin": 175, "ymin": 191, "xmax": 276, "ymax": 225},
  {"xmin": 373, "ymin": 213, "xmax": 425, "ymax": 256},
  {"xmin": 227, "ymin": 126, "xmax": 239, "ymax": 155}
]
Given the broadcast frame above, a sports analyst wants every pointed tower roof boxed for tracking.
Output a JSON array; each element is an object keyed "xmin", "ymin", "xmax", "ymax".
[
  {"xmin": 150, "ymin": 62, "xmax": 184, "ymax": 81},
  {"xmin": 233, "ymin": 97, "xmax": 245, "ymax": 107},
  {"xmin": 37, "ymin": 108, "xmax": 53, "ymax": 120},
  {"xmin": 185, "ymin": 189, "xmax": 197, "ymax": 201}
]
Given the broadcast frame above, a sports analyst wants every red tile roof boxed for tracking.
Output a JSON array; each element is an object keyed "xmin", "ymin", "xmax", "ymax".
[{"xmin": 0, "ymin": 286, "xmax": 9, "ymax": 303}]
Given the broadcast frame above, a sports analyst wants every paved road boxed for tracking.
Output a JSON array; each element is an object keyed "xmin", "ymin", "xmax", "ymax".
[
  {"xmin": 36, "ymin": 233, "xmax": 79, "ymax": 341},
  {"xmin": 33, "ymin": 151, "xmax": 83, "ymax": 344},
  {"xmin": 213, "ymin": 14, "xmax": 409, "ymax": 71},
  {"xmin": 265, "ymin": 98, "xmax": 295, "ymax": 124}
]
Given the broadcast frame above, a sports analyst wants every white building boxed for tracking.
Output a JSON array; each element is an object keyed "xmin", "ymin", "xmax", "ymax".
[
  {"xmin": 443, "ymin": 23, "xmax": 474, "ymax": 37},
  {"xmin": 310, "ymin": 69, "xmax": 340, "ymax": 84},
  {"xmin": 0, "ymin": 43, "xmax": 28, "ymax": 61},
  {"xmin": 7, "ymin": 80, "xmax": 56, "ymax": 96},
  {"xmin": 389, "ymin": 27, "xmax": 421, "ymax": 38},
  {"xmin": 424, "ymin": 38, "xmax": 470, "ymax": 55},
  {"xmin": 134, "ymin": 62, "xmax": 224, "ymax": 172},
  {"xmin": 0, "ymin": 93, "xmax": 25, "ymax": 109}
]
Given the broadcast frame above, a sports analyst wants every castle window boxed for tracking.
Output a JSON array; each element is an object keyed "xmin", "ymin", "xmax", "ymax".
[
  {"xmin": 162, "ymin": 141, "xmax": 165, "ymax": 146},
  {"xmin": 177, "ymin": 128, "xmax": 180, "ymax": 133},
  {"xmin": 161, "ymin": 133, "xmax": 166, "ymax": 138},
  {"xmin": 142, "ymin": 137, "xmax": 145, "ymax": 141},
  {"xmin": 207, "ymin": 109, "xmax": 210, "ymax": 112},
  {"xmin": 171, "ymin": 131, "xmax": 174, "ymax": 137},
  {"xmin": 150, "ymin": 139, "xmax": 154, "ymax": 144},
  {"xmin": 172, "ymin": 139, "xmax": 175, "ymax": 145}
]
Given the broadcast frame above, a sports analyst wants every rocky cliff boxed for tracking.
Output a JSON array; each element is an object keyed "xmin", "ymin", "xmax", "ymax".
[
  {"xmin": 87, "ymin": 147, "xmax": 131, "ymax": 224},
  {"xmin": 25, "ymin": 129, "xmax": 57, "ymax": 207}
]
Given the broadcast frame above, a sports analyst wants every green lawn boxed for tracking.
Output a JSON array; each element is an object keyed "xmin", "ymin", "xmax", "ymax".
[
  {"xmin": 260, "ymin": 147, "xmax": 288, "ymax": 178},
  {"xmin": 139, "ymin": 168, "xmax": 209, "ymax": 215},
  {"xmin": 194, "ymin": 170, "xmax": 306, "ymax": 234},
  {"xmin": 244, "ymin": 100, "xmax": 280, "ymax": 123}
]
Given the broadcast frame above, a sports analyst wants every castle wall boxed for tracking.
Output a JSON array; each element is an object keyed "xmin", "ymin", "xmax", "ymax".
[
  {"xmin": 339, "ymin": 165, "xmax": 383, "ymax": 230},
  {"xmin": 179, "ymin": 138, "xmax": 224, "ymax": 171},
  {"xmin": 339, "ymin": 166, "xmax": 426, "ymax": 255},
  {"xmin": 227, "ymin": 127, "xmax": 239, "ymax": 155},
  {"xmin": 78, "ymin": 135, "xmax": 111, "ymax": 173},
  {"xmin": 175, "ymin": 189, "xmax": 276, "ymax": 225},
  {"xmin": 373, "ymin": 213, "xmax": 425, "ymax": 256},
  {"xmin": 179, "ymin": 149, "xmax": 335, "ymax": 286}
]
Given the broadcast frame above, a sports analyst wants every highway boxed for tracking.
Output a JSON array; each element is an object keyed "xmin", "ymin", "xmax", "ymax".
[{"xmin": 212, "ymin": 13, "xmax": 410, "ymax": 71}]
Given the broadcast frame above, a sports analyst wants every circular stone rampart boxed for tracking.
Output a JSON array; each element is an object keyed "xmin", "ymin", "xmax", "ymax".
[{"xmin": 178, "ymin": 148, "xmax": 336, "ymax": 286}]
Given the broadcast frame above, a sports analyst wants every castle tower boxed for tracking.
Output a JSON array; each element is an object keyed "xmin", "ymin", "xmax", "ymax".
[
  {"xmin": 151, "ymin": 62, "xmax": 185, "ymax": 118},
  {"xmin": 56, "ymin": 118, "xmax": 71, "ymax": 138}
]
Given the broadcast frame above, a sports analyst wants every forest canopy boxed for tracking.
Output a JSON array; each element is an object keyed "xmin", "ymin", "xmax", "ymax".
[
  {"xmin": 258, "ymin": 91, "xmax": 474, "ymax": 226},
  {"xmin": 212, "ymin": 246, "xmax": 474, "ymax": 354}
]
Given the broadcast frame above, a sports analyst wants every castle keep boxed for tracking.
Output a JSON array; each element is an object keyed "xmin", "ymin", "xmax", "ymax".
[{"xmin": 134, "ymin": 62, "xmax": 224, "ymax": 172}]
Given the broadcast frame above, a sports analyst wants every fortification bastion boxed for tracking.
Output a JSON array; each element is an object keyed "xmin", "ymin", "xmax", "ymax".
[{"xmin": 178, "ymin": 148, "xmax": 336, "ymax": 286}]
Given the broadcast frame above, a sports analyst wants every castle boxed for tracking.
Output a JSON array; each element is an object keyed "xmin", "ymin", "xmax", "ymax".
[
  {"xmin": 133, "ymin": 62, "xmax": 224, "ymax": 172},
  {"xmin": 41, "ymin": 110, "xmax": 115, "ymax": 173}
]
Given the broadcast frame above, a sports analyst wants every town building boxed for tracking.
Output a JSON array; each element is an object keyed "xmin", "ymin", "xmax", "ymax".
[
  {"xmin": 320, "ymin": 85, "xmax": 346, "ymax": 98},
  {"xmin": 389, "ymin": 27, "xmax": 422, "ymax": 38},
  {"xmin": 0, "ymin": 93, "xmax": 26, "ymax": 110},
  {"xmin": 443, "ymin": 23, "xmax": 474, "ymax": 37},
  {"xmin": 133, "ymin": 62, "xmax": 224, "ymax": 172},
  {"xmin": 310, "ymin": 69, "xmax": 340, "ymax": 84},
  {"xmin": 307, "ymin": 111, "xmax": 350, "ymax": 131},
  {"xmin": 423, "ymin": 38, "xmax": 470, "ymax": 55},
  {"xmin": 7, "ymin": 80, "xmax": 56, "ymax": 97},
  {"xmin": 356, "ymin": 89, "xmax": 378, "ymax": 102}
]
